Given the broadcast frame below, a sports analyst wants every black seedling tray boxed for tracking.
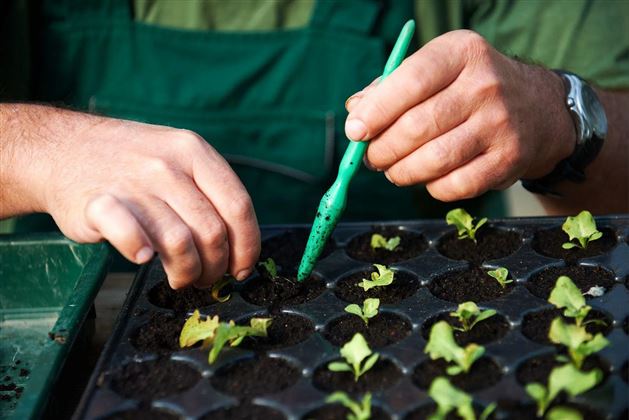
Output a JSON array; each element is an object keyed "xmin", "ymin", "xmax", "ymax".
[{"xmin": 75, "ymin": 216, "xmax": 629, "ymax": 420}]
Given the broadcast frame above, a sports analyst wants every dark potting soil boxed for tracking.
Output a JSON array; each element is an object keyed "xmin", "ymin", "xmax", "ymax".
[
  {"xmin": 103, "ymin": 408, "xmax": 183, "ymax": 420},
  {"xmin": 436, "ymin": 227, "xmax": 521, "ymax": 264},
  {"xmin": 240, "ymin": 272, "xmax": 326, "ymax": 309},
  {"xmin": 323, "ymin": 312, "xmax": 412, "ymax": 348},
  {"xmin": 404, "ymin": 403, "xmax": 495, "ymax": 420},
  {"xmin": 500, "ymin": 401, "xmax": 604, "ymax": 420},
  {"xmin": 526, "ymin": 264, "xmax": 616, "ymax": 299},
  {"xmin": 199, "ymin": 404, "xmax": 286, "ymax": 420},
  {"xmin": 515, "ymin": 352, "xmax": 610, "ymax": 385},
  {"xmin": 239, "ymin": 312, "xmax": 315, "ymax": 350},
  {"xmin": 260, "ymin": 230, "xmax": 336, "ymax": 269},
  {"xmin": 210, "ymin": 356, "xmax": 300, "ymax": 398},
  {"xmin": 428, "ymin": 266, "xmax": 514, "ymax": 303},
  {"xmin": 312, "ymin": 358, "xmax": 402, "ymax": 393},
  {"xmin": 109, "ymin": 358, "xmax": 200, "ymax": 400},
  {"xmin": 305, "ymin": 404, "xmax": 391, "ymax": 420},
  {"xmin": 521, "ymin": 307, "xmax": 612, "ymax": 345},
  {"xmin": 147, "ymin": 281, "xmax": 217, "ymax": 312},
  {"xmin": 130, "ymin": 313, "xmax": 186, "ymax": 353},
  {"xmin": 421, "ymin": 312, "xmax": 510, "ymax": 345},
  {"xmin": 411, "ymin": 357, "xmax": 502, "ymax": 392},
  {"xmin": 532, "ymin": 227, "xmax": 616, "ymax": 262},
  {"xmin": 334, "ymin": 270, "xmax": 420, "ymax": 304},
  {"xmin": 345, "ymin": 227, "xmax": 428, "ymax": 264}
]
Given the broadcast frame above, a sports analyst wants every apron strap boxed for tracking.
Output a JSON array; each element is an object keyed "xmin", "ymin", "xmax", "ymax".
[{"xmin": 309, "ymin": 0, "xmax": 382, "ymax": 35}]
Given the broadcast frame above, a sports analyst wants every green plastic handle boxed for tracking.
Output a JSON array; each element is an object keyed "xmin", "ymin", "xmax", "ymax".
[{"xmin": 297, "ymin": 20, "xmax": 416, "ymax": 282}]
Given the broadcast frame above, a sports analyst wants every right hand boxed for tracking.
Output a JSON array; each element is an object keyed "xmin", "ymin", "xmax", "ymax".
[{"xmin": 30, "ymin": 108, "xmax": 260, "ymax": 288}]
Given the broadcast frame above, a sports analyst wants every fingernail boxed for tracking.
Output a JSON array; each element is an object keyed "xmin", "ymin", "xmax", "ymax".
[
  {"xmin": 236, "ymin": 268, "xmax": 253, "ymax": 281},
  {"xmin": 345, "ymin": 119, "xmax": 367, "ymax": 141},
  {"xmin": 345, "ymin": 94, "xmax": 360, "ymax": 112},
  {"xmin": 384, "ymin": 171, "xmax": 396, "ymax": 185},
  {"xmin": 362, "ymin": 155, "xmax": 376, "ymax": 171},
  {"xmin": 135, "ymin": 246, "xmax": 154, "ymax": 264}
]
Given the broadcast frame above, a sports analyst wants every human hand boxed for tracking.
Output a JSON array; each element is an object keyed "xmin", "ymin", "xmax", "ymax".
[
  {"xmin": 344, "ymin": 30, "xmax": 575, "ymax": 201},
  {"xmin": 22, "ymin": 107, "xmax": 260, "ymax": 288}
]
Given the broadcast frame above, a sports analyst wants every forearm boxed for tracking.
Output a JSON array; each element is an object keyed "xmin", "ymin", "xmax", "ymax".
[{"xmin": 537, "ymin": 90, "xmax": 629, "ymax": 215}]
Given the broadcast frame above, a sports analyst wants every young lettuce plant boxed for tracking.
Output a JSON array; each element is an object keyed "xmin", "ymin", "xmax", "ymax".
[
  {"xmin": 449, "ymin": 302, "xmax": 497, "ymax": 332},
  {"xmin": 345, "ymin": 298, "xmax": 380, "ymax": 325},
  {"xmin": 427, "ymin": 376, "xmax": 495, "ymax": 420},
  {"xmin": 548, "ymin": 318, "xmax": 609, "ymax": 369},
  {"xmin": 211, "ymin": 275, "xmax": 233, "ymax": 303},
  {"xmin": 425, "ymin": 321, "xmax": 485, "ymax": 375},
  {"xmin": 486, "ymin": 267, "xmax": 512, "ymax": 288},
  {"xmin": 548, "ymin": 276, "xmax": 597, "ymax": 327},
  {"xmin": 525, "ymin": 362, "xmax": 602, "ymax": 417},
  {"xmin": 370, "ymin": 233, "xmax": 401, "ymax": 251},
  {"xmin": 561, "ymin": 210, "xmax": 602, "ymax": 250},
  {"xmin": 445, "ymin": 208, "xmax": 487, "ymax": 243},
  {"xmin": 326, "ymin": 391, "xmax": 372, "ymax": 420},
  {"xmin": 545, "ymin": 406, "xmax": 585, "ymax": 420},
  {"xmin": 258, "ymin": 257, "xmax": 278, "ymax": 279},
  {"xmin": 179, "ymin": 310, "xmax": 271, "ymax": 364},
  {"xmin": 328, "ymin": 333, "xmax": 379, "ymax": 382},
  {"xmin": 357, "ymin": 264, "xmax": 395, "ymax": 291}
]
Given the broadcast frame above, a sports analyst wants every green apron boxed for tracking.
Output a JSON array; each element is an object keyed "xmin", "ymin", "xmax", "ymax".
[{"xmin": 22, "ymin": 0, "xmax": 504, "ymax": 232}]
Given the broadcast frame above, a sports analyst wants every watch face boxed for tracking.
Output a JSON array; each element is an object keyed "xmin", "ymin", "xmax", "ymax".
[{"xmin": 582, "ymin": 84, "xmax": 608, "ymax": 137}]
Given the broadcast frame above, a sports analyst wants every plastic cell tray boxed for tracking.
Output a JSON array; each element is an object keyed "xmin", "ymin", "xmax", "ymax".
[{"xmin": 75, "ymin": 216, "xmax": 629, "ymax": 419}]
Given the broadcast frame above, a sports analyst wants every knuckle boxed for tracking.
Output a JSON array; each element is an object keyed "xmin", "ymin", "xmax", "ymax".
[
  {"xmin": 162, "ymin": 225, "xmax": 194, "ymax": 255},
  {"xmin": 197, "ymin": 220, "xmax": 228, "ymax": 249},
  {"xmin": 461, "ymin": 30, "xmax": 491, "ymax": 58},
  {"xmin": 227, "ymin": 194, "xmax": 255, "ymax": 222},
  {"xmin": 368, "ymin": 142, "xmax": 399, "ymax": 168},
  {"xmin": 85, "ymin": 193, "xmax": 117, "ymax": 218}
]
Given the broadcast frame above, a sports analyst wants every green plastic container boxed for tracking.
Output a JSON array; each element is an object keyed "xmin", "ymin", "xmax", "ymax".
[{"xmin": 0, "ymin": 233, "xmax": 111, "ymax": 420}]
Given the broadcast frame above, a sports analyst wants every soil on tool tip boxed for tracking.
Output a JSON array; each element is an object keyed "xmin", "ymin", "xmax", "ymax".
[
  {"xmin": 526, "ymin": 264, "xmax": 616, "ymax": 299},
  {"xmin": 428, "ymin": 266, "xmax": 515, "ymax": 303},
  {"xmin": 239, "ymin": 312, "xmax": 314, "ymax": 350},
  {"xmin": 515, "ymin": 353, "xmax": 610, "ymax": 385},
  {"xmin": 437, "ymin": 226, "xmax": 521, "ymax": 264},
  {"xmin": 404, "ymin": 404, "xmax": 496, "ymax": 420},
  {"xmin": 199, "ymin": 404, "xmax": 286, "ymax": 420},
  {"xmin": 312, "ymin": 358, "xmax": 402, "ymax": 393},
  {"xmin": 109, "ymin": 358, "xmax": 200, "ymax": 400},
  {"xmin": 103, "ymin": 408, "xmax": 183, "ymax": 420},
  {"xmin": 210, "ymin": 356, "xmax": 300, "ymax": 398},
  {"xmin": 130, "ymin": 313, "xmax": 187, "ymax": 353},
  {"xmin": 241, "ymin": 272, "xmax": 326, "ymax": 308},
  {"xmin": 147, "ymin": 280, "xmax": 218, "ymax": 312},
  {"xmin": 345, "ymin": 227, "xmax": 428, "ymax": 264},
  {"xmin": 334, "ymin": 270, "xmax": 420, "ymax": 304},
  {"xmin": 521, "ymin": 307, "xmax": 613, "ymax": 345},
  {"xmin": 499, "ymin": 401, "xmax": 604, "ymax": 420},
  {"xmin": 532, "ymin": 227, "xmax": 616, "ymax": 262},
  {"xmin": 421, "ymin": 312, "xmax": 510, "ymax": 345},
  {"xmin": 411, "ymin": 357, "xmax": 502, "ymax": 392},
  {"xmin": 260, "ymin": 230, "xmax": 336, "ymax": 269},
  {"xmin": 323, "ymin": 312, "xmax": 412, "ymax": 348},
  {"xmin": 305, "ymin": 404, "xmax": 391, "ymax": 420}
]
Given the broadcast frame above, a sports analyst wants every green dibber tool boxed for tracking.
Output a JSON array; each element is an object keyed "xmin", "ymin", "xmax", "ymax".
[{"xmin": 297, "ymin": 19, "xmax": 416, "ymax": 282}]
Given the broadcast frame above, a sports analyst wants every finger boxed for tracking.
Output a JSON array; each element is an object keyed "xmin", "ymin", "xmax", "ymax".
[
  {"xmin": 345, "ymin": 31, "xmax": 473, "ymax": 141},
  {"xmin": 345, "ymin": 77, "xmax": 380, "ymax": 112},
  {"xmin": 131, "ymin": 199, "xmax": 202, "ymax": 289},
  {"xmin": 382, "ymin": 118, "xmax": 486, "ymax": 187},
  {"xmin": 83, "ymin": 194, "xmax": 154, "ymax": 264},
  {"xmin": 190, "ymin": 142, "xmax": 261, "ymax": 281},
  {"xmin": 163, "ymin": 178, "xmax": 230, "ymax": 288},
  {"xmin": 365, "ymin": 84, "xmax": 474, "ymax": 170}
]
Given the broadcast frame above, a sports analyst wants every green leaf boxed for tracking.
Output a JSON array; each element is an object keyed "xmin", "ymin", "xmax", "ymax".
[
  {"xmin": 211, "ymin": 275, "xmax": 233, "ymax": 303},
  {"xmin": 428, "ymin": 377, "xmax": 475, "ymax": 420},
  {"xmin": 546, "ymin": 406, "xmax": 583, "ymax": 420},
  {"xmin": 425, "ymin": 321, "xmax": 484, "ymax": 373},
  {"xmin": 357, "ymin": 264, "xmax": 395, "ymax": 291},
  {"xmin": 336, "ymin": 333, "xmax": 379, "ymax": 381},
  {"xmin": 450, "ymin": 301, "xmax": 496, "ymax": 331},
  {"xmin": 561, "ymin": 210, "xmax": 602, "ymax": 249},
  {"xmin": 326, "ymin": 392, "xmax": 372, "ymax": 420},
  {"xmin": 344, "ymin": 304, "xmax": 364, "ymax": 319},
  {"xmin": 548, "ymin": 317, "xmax": 608, "ymax": 369},
  {"xmin": 486, "ymin": 267, "xmax": 512, "ymax": 288},
  {"xmin": 179, "ymin": 310, "xmax": 220, "ymax": 348},
  {"xmin": 344, "ymin": 298, "xmax": 380, "ymax": 325},
  {"xmin": 548, "ymin": 276, "xmax": 590, "ymax": 325},
  {"xmin": 370, "ymin": 233, "xmax": 401, "ymax": 251},
  {"xmin": 258, "ymin": 257, "xmax": 278, "ymax": 278},
  {"xmin": 525, "ymin": 382, "xmax": 549, "ymax": 417},
  {"xmin": 547, "ymin": 363, "xmax": 602, "ymax": 402},
  {"xmin": 479, "ymin": 403, "xmax": 496, "ymax": 420},
  {"xmin": 446, "ymin": 208, "xmax": 487, "ymax": 243},
  {"xmin": 206, "ymin": 317, "xmax": 271, "ymax": 364},
  {"xmin": 328, "ymin": 361, "xmax": 352, "ymax": 372}
]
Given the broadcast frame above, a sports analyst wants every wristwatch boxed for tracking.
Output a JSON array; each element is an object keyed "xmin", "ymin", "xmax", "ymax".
[{"xmin": 521, "ymin": 70, "xmax": 607, "ymax": 196}]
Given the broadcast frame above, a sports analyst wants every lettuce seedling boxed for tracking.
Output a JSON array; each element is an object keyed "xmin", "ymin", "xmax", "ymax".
[
  {"xmin": 546, "ymin": 406, "xmax": 584, "ymax": 420},
  {"xmin": 561, "ymin": 210, "xmax": 602, "ymax": 250},
  {"xmin": 345, "ymin": 298, "xmax": 380, "ymax": 325},
  {"xmin": 370, "ymin": 233, "xmax": 401, "ymax": 251},
  {"xmin": 211, "ymin": 275, "xmax": 233, "ymax": 303},
  {"xmin": 425, "ymin": 321, "xmax": 485, "ymax": 375},
  {"xmin": 525, "ymin": 363, "xmax": 602, "ymax": 417},
  {"xmin": 427, "ymin": 377, "xmax": 495, "ymax": 420},
  {"xmin": 486, "ymin": 267, "xmax": 512, "ymax": 288},
  {"xmin": 258, "ymin": 257, "xmax": 278, "ymax": 279},
  {"xmin": 357, "ymin": 264, "xmax": 395, "ymax": 291},
  {"xmin": 328, "ymin": 333, "xmax": 379, "ymax": 382},
  {"xmin": 446, "ymin": 208, "xmax": 487, "ymax": 243},
  {"xmin": 449, "ymin": 302, "xmax": 497, "ymax": 332},
  {"xmin": 548, "ymin": 276, "xmax": 595, "ymax": 327},
  {"xmin": 179, "ymin": 310, "xmax": 271, "ymax": 364},
  {"xmin": 326, "ymin": 391, "xmax": 372, "ymax": 420},
  {"xmin": 548, "ymin": 318, "xmax": 609, "ymax": 369}
]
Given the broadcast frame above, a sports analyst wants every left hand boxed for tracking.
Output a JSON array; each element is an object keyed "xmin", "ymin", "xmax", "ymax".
[{"xmin": 345, "ymin": 30, "xmax": 575, "ymax": 201}]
